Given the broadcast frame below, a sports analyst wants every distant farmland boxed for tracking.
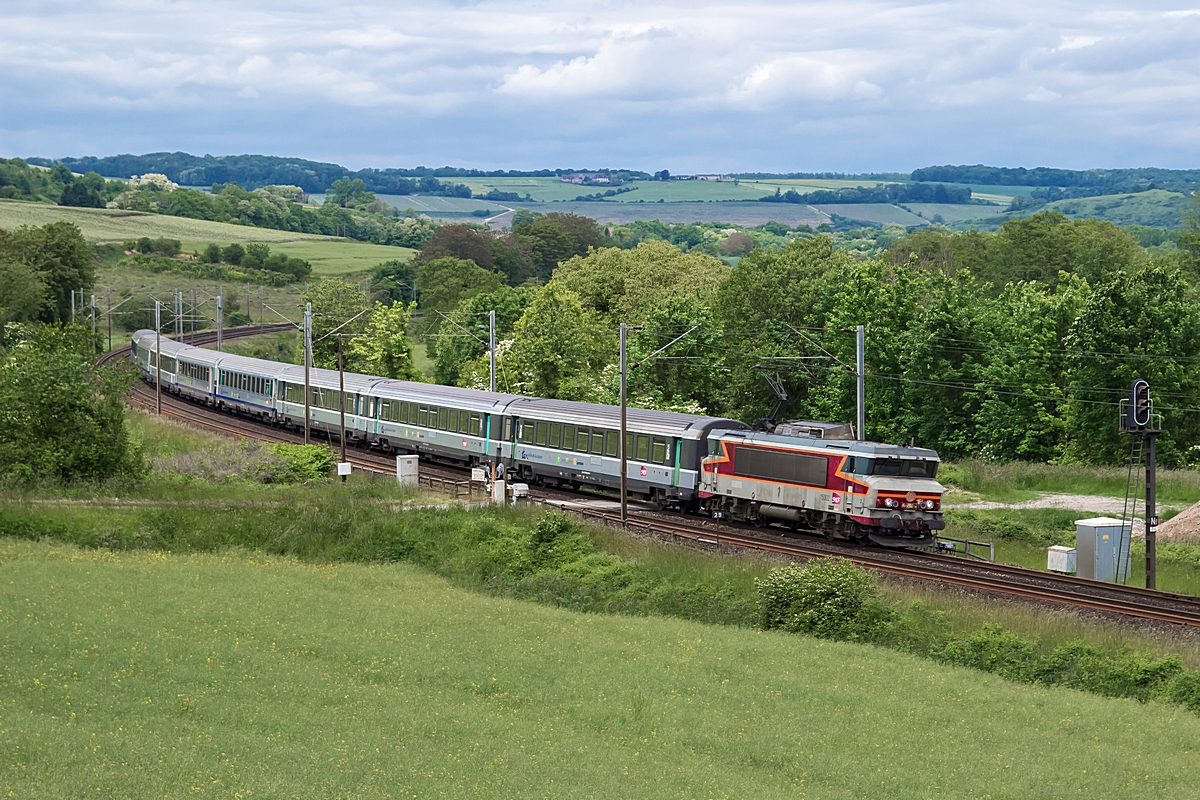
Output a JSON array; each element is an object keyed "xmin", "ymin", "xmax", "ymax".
[{"xmin": 529, "ymin": 201, "xmax": 831, "ymax": 227}]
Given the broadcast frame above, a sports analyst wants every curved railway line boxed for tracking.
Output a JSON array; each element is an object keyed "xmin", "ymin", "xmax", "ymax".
[{"xmin": 103, "ymin": 326, "xmax": 1200, "ymax": 629}]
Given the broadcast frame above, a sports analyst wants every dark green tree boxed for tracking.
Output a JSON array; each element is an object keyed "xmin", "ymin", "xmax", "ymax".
[
  {"xmin": 0, "ymin": 325, "xmax": 143, "ymax": 482},
  {"xmin": 0, "ymin": 222, "xmax": 94, "ymax": 324},
  {"xmin": 1062, "ymin": 263, "xmax": 1200, "ymax": 466}
]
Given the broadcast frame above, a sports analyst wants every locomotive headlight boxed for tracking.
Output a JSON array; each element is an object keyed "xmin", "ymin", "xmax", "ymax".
[
  {"xmin": 878, "ymin": 497, "xmax": 899, "ymax": 509},
  {"xmin": 918, "ymin": 499, "xmax": 941, "ymax": 511}
]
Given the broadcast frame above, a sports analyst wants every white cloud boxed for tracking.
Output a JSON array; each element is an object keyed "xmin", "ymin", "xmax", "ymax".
[
  {"xmin": 1027, "ymin": 86, "xmax": 1062, "ymax": 102},
  {"xmin": 0, "ymin": 1, "xmax": 1198, "ymax": 170}
]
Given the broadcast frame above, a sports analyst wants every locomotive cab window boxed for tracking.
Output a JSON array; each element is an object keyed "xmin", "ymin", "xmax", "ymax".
[{"xmin": 707, "ymin": 438, "xmax": 725, "ymax": 457}]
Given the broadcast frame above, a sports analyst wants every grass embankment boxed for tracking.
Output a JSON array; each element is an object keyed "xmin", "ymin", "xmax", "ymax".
[
  {"xmin": 5, "ymin": 539, "xmax": 1200, "ymax": 800},
  {"xmin": 943, "ymin": 459, "xmax": 1200, "ymax": 505}
]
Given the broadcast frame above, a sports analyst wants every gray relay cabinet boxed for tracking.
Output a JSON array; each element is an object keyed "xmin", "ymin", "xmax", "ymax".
[{"xmin": 1075, "ymin": 517, "xmax": 1131, "ymax": 583}]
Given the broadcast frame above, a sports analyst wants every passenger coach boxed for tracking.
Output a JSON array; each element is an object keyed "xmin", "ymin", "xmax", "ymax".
[{"xmin": 133, "ymin": 331, "xmax": 944, "ymax": 544}]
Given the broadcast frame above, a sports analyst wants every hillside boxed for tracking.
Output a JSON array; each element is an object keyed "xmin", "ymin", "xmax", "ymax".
[
  {"xmin": 3, "ymin": 537, "xmax": 1199, "ymax": 799},
  {"xmin": 951, "ymin": 189, "xmax": 1189, "ymax": 230}
]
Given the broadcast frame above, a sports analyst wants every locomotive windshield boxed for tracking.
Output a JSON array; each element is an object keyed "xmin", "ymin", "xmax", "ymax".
[{"xmin": 845, "ymin": 456, "xmax": 938, "ymax": 478}]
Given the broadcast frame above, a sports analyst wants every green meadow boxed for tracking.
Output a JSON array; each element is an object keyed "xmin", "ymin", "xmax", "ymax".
[{"xmin": 4, "ymin": 538, "xmax": 1200, "ymax": 800}]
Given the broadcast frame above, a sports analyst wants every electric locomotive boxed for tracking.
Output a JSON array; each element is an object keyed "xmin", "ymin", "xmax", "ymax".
[{"xmin": 698, "ymin": 420, "xmax": 944, "ymax": 546}]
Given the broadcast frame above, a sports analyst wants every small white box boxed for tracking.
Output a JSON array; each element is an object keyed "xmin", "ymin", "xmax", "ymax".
[
  {"xmin": 1048, "ymin": 545, "xmax": 1077, "ymax": 574},
  {"xmin": 337, "ymin": 462, "xmax": 352, "ymax": 476},
  {"xmin": 471, "ymin": 467, "xmax": 487, "ymax": 483},
  {"xmin": 396, "ymin": 455, "xmax": 419, "ymax": 486}
]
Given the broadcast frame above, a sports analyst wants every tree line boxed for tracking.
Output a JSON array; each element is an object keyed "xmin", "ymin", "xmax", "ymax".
[
  {"xmin": 366, "ymin": 208, "xmax": 1200, "ymax": 468},
  {"xmin": 27, "ymin": 152, "xmax": 652, "ymax": 194}
]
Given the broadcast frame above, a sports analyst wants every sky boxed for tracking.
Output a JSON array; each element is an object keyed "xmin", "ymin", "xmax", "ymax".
[{"xmin": 2, "ymin": 1, "xmax": 1199, "ymax": 173}]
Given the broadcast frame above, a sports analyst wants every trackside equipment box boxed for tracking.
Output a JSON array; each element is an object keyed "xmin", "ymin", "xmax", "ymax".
[
  {"xmin": 396, "ymin": 455, "xmax": 419, "ymax": 486},
  {"xmin": 1047, "ymin": 545, "xmax": 1077, "ymax": 574},
  {"xmin": 1075, "ymin": 517, "xmax": 1131, "ymax": 583}
]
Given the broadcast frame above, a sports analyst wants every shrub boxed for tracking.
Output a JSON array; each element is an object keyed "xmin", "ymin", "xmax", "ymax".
[
  {"xmin": 756, "ymin": 558, "xmax": 894, "ymax": 640},
  {"xmin": 266, "ymin": 443, "xmax": 335, "ymax": 483}
]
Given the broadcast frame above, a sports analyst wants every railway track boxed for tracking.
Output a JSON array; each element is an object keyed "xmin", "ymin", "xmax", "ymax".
[{"xmin": 103, "ymin": 330, "xmax": 1200, "ymax": 628}]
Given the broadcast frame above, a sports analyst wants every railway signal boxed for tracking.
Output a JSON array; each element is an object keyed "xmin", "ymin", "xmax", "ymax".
[{"xmin": 1120, "ymin": 379, "xmax": 1161, "ymax": 589}]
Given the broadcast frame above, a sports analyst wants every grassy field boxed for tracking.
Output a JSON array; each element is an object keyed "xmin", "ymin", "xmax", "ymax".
[
  {"xmin": 270, "ymin": 240, "xmax": 413, "ymax": 275},
  {"xmin": 941, "ymin": 459, "xmax": 1200, "ymax": 506},
  {"xmin": 3, "ymin": 538, "xmax": 1200, "ymax": 799},
  {"xmin": 0, "ymin": 200, "xmax": 330, "ymax": 245},
  {"xmin": 0, "ymin": 200, "xmax": 411, "ymax": 283}
]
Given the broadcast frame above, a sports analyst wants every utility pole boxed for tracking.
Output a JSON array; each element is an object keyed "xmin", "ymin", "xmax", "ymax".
[
  {"xmin": 106, "ymin": 289, "xmax": 112, "ymax": 352},
  {"xmin": 619, "ymin": 322, "xmax": 628, "ymax": 524},
  {"xmin": 489, "ymin": 310, "xmax": 496, "ymax": 393},
  {"xmin": 155, "ymin": 300, "xmax": 162, "ymax": 416},
  {"xmin": 90, "ymin": 294, "xmax": 96, "ymax": 338},
  {"xmin": 217, "ymin": 289, "xmax": 224, "ymax": 352},
  {"xmin": 259, "ymin": 286, "xmax": 263, "ymax": 326},
  {"xmin": 190, "ymin": 287, "xmax": 196, "ymax": 342},
  {"xmin": 339, "ymin": 334, "xmax": 347, "ymax": 483},
  {"xmin": 71, "ymin": 290, "xmax": 76, "ymax": 324},
  {"xmin": 856, "ymin": 324, "xmax": 865, "ymax": 441},
  {"xmin": 1146, "ymin": 433, "xmax": 1158, "ymax": 589},
  {"xmin": 304, "ymin": 302, "xmax": 312, "ymax": 445}
]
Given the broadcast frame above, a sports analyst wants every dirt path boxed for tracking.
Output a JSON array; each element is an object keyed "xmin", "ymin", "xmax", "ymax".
[{"xmin": 945, "ymin": 492, "xmax": 1175, "ymax": 515}]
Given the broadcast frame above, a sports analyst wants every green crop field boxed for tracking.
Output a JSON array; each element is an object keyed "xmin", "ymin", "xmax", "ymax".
[
  {"xmin": 812, "ymin": 203, "xmax": 927, "ymax": 225},
  {"xmin": 905, "ymin": 203, "xmax": 998, "ymax": 223},
  {"xmin": 3, "ymin": 538, "xmax": 1199, "ymax": 799}
]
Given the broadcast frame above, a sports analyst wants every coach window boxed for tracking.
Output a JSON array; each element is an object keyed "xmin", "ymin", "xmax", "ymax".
[
  {"xmin": 534, "ymin": 422, "xmax": 548, "ymax": 446},
  {"xmin": 446, "ymin": 409, "xmax": 458, "ymax": 431},
  {"xmin": 518, "ymin": 421, "xmax": 533, "ymax": 444},
  {"xmin": 651, "ymin": 438, "xmax": 667, "ymax": 464},
  {"xmin": 470, "ymin": 413, "xmax": 482, "ymax": 436},
  {"xmin": 414, "ymin": 406, "xmax": 425, "ymax": 427},
  {"xmin": 604, "ymin": 431, "xmax": 618, "ymax": 457},
  {"xmin": 591, "ymin": 430, "xmax": 604, "ymax": 455},
  {"xmin": 547, "ymin": 423, "xmax": 562, "ymax": 449},
  {"xmin": 563, "ymin": 425, "xmax": 576, "ymax": 450},
  {"xmin": 574, "ymin": 427, "xmax": 589, "ymax": 451},
  {"xmin": 636, "ymin": 435, "xmax": 651, "ymax": 462}
]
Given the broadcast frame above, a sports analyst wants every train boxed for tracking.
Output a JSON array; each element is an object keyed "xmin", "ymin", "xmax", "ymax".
[{"xmin": 132, "ymin": 331, "xmax": 944, "ymax": 546}]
